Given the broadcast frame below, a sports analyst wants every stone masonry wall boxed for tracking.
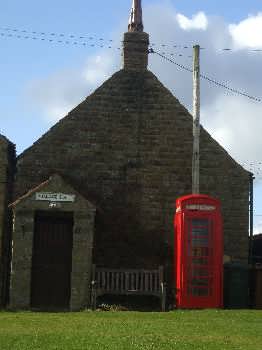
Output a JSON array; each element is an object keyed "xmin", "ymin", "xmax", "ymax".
[
  {"xmin": 14, "ymin": 69, "xmax": 250, "ymax": 270},
  {"xmin": 9, "ymin": 174, "xmax": 96, "ymax": 310},
  {"xmin": 123, "ymin": 31, "xmax": 149, "ymax": 72},
  {"xmin": 0, "ymin": 136, "xmax": 16, "ymax": 306}
]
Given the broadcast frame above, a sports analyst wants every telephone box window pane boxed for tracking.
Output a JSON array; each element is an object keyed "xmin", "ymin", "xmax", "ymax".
[
  {"xmin": 196, "ymin": 288, "xmax": 209, "ymax": 296},
  {"xmin": 189, "ymin": 288, "xmax": 209, "ymax": 296},
  {"xmin": 192, "ymin": 237, "xmax": 208, "ymax": 247},
  {"xmin": 191, "ymin": 278, "xmax": 209, "ymax": 287},
  {"xmin": 192, "ymin": 257, "xmax": 208, "ymax": 265},
  {"xmin": 192, "ymin": 219, "xmax": 209, "ymax": 237},
  {"xmin": 192, "ymin": 219, "xmax": 208, "ymax": 227},
  {"xmin": 191, "ymin": 268, "xmax": 209, "ymax": 277},
  {"xmin": 191, "ymin": 247, "xmax": 209, "ymax": 257},
  {"xmin": 187, "ymin": 284, "xmax": 212, "ymax": 297}
]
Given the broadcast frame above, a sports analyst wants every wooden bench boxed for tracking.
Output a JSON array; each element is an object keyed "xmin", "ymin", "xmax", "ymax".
[{"xmin": 91, "ymin": 265, "xmax": 166, "ymax": 311}]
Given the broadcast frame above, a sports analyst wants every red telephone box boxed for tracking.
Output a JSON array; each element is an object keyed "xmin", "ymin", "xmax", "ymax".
[{"xmin": 174, "ymin": 194, "xmax": 223, "ymax": 308}]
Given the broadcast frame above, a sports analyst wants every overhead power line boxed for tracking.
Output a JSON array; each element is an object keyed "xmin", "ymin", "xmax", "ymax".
[
  {"xmin": 0, "ymin": 30, "xmax": 121, "ymax": 50},
  {"xmin": 0, "ymin": 26, "xmax": 113, "ymax": 43},
  {"xmin": 0, "ymin": 27, "xmax": 189, "ymax": 58},
  {"xmin": 1, "ymin": 26, "xmax": 261, "ymax": 104},
  {"xmin": 0, "ymin": 26, "xmax": 190, "ymax": 58},
  {"xmin": 2, "ymin": 25, "xmax": 262, "ymax": 54},
  {"xmin": 0, "ymin": 28, "xmax": 192, "ymax": 59},
  {"xmin": 0, "ymin": 28, "xmax": 191, "ymax": 58},
  {"xmin": 151, "ymin": 42, "xmax": 262, "ymax": 53},
  {"xmin": 150, "ymin": 48, "xmax": 262, "ymax": 103}
]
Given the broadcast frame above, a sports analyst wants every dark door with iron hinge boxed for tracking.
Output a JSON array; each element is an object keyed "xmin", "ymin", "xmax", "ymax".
[{"xmin": 31, "ymin": 211, "xmax": 73, "ymax": 310}]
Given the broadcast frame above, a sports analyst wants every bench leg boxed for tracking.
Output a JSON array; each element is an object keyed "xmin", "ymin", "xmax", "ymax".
[
  {"xmin": 91, "ymin": 282, "xmax": 97, "ymax": 311},
  {"xmin": 161, "ymin": 283, "xmax": 166, "ymax": 312}
]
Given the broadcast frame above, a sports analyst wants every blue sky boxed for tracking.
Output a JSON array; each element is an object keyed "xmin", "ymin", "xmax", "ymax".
[{"xmin": 1, "ymin": 0, "xmax": 262, "ymax": 231}]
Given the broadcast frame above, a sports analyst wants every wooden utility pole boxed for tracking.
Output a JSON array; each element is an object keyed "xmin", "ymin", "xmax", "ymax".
[{"xmin": 192, "ymin": 45, "xmax": 200, "ymax": 194}]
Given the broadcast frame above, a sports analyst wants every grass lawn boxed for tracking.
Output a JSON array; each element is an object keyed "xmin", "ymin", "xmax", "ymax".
[{"xmin": 0, "ymin": 310, "xmax": 261, "ymax": 350}]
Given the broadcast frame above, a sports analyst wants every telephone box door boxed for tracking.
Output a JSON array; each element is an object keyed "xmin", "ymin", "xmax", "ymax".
[{"xmin": 185, "ymin": 215, "xmax": 217, "ymax": 307}]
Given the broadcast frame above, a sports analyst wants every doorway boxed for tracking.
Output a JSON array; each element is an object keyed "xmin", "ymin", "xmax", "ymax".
[{"xmin": 31, "ymin": 211, "xmax": 73, "ymax": 309}]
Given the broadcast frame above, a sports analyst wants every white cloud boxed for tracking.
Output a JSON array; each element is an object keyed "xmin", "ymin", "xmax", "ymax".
[
  {"xmin": 176, "ymin": 12, "xmax": 208, "ymax": 31},
  {"xmin": 26, "ymin": 69, "xmax": 86, "ymax": 123},
  {"xmin": 84, "ymin": 54, "xmax": 117, "ymax": 86},
  {"xmin": 201, "ymin": 95, "xmax": 262, "ymax": 164},
  {"xmin": 254, "ymin": 223, "xmax": 262, "ymax": 235},
  {"xmin": 229, "ymin": 13, "xmax": 262, "ymax": 49},
  {"xmin": 26, "ymin": 51, "xmax": 119, "ymax": 123},
  {"xmin": 46, "ymin": 105, "xmax": 74, "ymax": 122}
]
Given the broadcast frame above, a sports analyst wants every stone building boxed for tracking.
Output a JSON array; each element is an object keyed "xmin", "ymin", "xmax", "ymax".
[{"xmin": 0, "ymin": 0, "xmax": 250, "ymax": 310}]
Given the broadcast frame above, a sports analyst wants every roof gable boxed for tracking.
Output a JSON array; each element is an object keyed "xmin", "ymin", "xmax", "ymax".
[{"xmin": 10, "ymin": 173, "xmax": 95, "ymax": 209}]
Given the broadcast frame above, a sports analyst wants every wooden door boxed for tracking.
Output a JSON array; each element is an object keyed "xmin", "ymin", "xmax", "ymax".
[{"xmin": 31, "ymin": 211, "xmax": 73, "ymax": 309}]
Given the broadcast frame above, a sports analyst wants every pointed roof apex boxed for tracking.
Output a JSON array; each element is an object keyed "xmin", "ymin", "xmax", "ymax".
[{"xmin": 128, "ymin": 0, "xmax": 144, "ymax": 32}]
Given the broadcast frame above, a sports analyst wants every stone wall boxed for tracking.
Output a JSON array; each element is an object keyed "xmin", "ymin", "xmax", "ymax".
[
  {"xmin": 9, "ymin": 174, "xmax": 96, "ymax": 310},
  {"xmin": 0, "ymin": 136, "xmax": 16, "ymax": 306},
  {"xmin": 14, "ymin": 69, "xmax": 250, "ymax": 271},
  {"xmin": 122, "ymin": 31, "xmax": 149, "ymax": 71}
]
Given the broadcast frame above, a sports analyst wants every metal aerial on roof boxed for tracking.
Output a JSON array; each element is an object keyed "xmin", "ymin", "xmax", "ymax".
[{"xmin": 128, "ymin": 0, "xmax": 144, "ymax": 32}]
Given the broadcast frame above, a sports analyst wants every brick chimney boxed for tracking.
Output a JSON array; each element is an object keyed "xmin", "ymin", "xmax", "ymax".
[{"xmin": 123, "ymin": 0, "xmax": 149, "ymax": 72}]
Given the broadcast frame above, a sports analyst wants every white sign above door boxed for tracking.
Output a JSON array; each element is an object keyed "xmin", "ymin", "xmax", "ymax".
[{"xmin": 35, "ymin": 192, "xmax": 76, "ymax": 202}]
